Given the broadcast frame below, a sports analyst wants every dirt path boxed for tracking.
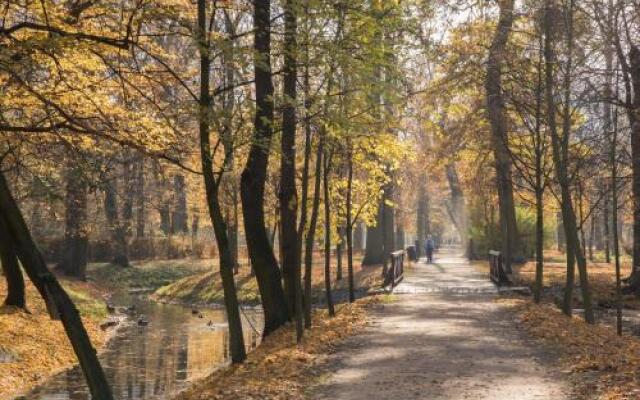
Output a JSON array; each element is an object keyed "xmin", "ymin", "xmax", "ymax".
[{"xmin": 311, "ymin": 248, "xmax": 570, "ymax": 400}]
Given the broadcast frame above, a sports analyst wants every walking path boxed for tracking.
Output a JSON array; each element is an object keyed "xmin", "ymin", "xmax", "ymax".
[{"xmin": 312, "ymin": 248, "xmax": 570, "ymax": 400}]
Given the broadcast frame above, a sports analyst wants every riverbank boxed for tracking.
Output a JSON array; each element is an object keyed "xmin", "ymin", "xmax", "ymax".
[
  {"xmin": 0, "ymin": 278, "xmax": 108, "ymax": 398},
  {"xmin": 153, "ymin": 253, "xmax": 379, "ymax": 306},
  {"xmin": 174, "ymin": 296, "xmax": 377, "ymax": 400},
  {"xmin": 0, "ymin": 258, "xmax": 209, "ymax": 398}
]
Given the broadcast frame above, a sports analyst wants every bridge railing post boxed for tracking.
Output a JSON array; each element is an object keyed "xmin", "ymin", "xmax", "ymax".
[
  {"xmin": 489, "ymin": 250, "xmax": 511, "ymax": 286},
  {"xmin": 384, "ymin": 250, "xmax": 405, "ymax": 289}
]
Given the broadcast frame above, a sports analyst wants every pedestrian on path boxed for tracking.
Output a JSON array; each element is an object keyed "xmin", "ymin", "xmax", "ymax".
[{"xmin": 425, "ymin": 235, "xmax": 435, "ymax": 263}]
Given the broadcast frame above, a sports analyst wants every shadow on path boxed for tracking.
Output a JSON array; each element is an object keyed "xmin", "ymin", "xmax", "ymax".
[{"xmin": 311, "ymin": 248, "xmax": 570, "ymax": 400}]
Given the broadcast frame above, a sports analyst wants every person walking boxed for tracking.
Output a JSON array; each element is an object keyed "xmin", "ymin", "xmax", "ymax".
[{"xmin": 425, "ymin": 235, "xmax": 435, "ymax": 264}]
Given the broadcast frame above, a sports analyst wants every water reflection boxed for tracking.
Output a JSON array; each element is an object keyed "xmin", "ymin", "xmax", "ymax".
[{"xmin": 23, "ymin": 294, "xmax": 262, "ymax": 400}]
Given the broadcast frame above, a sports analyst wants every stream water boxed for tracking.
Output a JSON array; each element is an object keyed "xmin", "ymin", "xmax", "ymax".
[{"xmin": 20, "ymin": 292, "xmax": 263, "ymax": 400}]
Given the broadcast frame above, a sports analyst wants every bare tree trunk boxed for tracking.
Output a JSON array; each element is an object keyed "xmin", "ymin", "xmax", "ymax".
[
  {"xmin": 241, "ymin": 0, "xmax": 289, "ymax": 336},
  {"xmin": 382, "ymin": 181, "xmax": 395, "ymax": 256},
  {"xmin": 304, "ymin": 142, "xmax": 323, "ymax": 328},
  {"xmin": 280, "ymin": 0, "xmax": 302, "ymax": 341},
  {"xmin": 611, "ymin": 76, "xmax": 623, "ymax": 335},
  {"xmin": 336, "ymin": 234, "xmax": 344, "ymax": 280},
  {"xmin": 323, "ymin": 149, "xmax": 335, "ymax": 317},
  {"xmin": 533, "ymin": 36, "xmax": 545, "ymax": 304},
  {"xmin": 346, "ymin": 148, "xmax": 355, "ymax": 302},
  {"xmin": 197, "ymin": 0, "xmax": 246, "ymax": 363},
  {"xmin": 485, "ymin": 0, "xmax": 521, "ymax": 268},
  {"xmin": 588, "ymin": 213, "xmax": 595, "ymax": 261},
  {"xmin": 544, "ymin": 0, "xmax": 594, "ymax": 323},
  {"xmin": 0, "ymin": 217, "xmax": 24, "ymax": 308}
]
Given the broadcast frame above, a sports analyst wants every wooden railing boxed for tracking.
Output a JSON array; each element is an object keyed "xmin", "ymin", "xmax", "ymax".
[
  {"xmin": 489, "ymin": 250, "xmax": 511, "ymax": 286},
  {"xmin": 383, "ymin": 250, "xmax": 405, "ymax": 289}
]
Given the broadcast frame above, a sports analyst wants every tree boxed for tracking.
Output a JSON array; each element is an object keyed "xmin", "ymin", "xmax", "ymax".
[
  {"xmin": 543, "ymin": 0, "xmax": 594, "ymax": 323},
  {"xmin": 240, "ymin": 0, "xmax": 289, "ymax": 336},
  {"xmin": 280, "ymin": 0, "xmax": 304, "ymax": 341},
  {"xmin": 485, "ymin": 0, "xmax": 522, "ymax": 269},
  {"xmin": 196, "ymin": 0, "xmax": 246, "ymax": 363}
]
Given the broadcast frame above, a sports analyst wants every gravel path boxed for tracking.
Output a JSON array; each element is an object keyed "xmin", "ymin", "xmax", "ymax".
[{"xmin": 311, "ymin": 249, "xmax": 570, "ymax": 400}]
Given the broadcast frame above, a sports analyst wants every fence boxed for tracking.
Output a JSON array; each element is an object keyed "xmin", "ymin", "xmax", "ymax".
[{"xmin": 489, "ymin": 250, "xmax": 511, "ymax": 286}]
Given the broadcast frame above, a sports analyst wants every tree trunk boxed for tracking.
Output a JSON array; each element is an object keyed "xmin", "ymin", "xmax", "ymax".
[
  {"xmin": 104, "ymin": 177, "xmax": 129, "ymax": 267},
  {"xmin": 445, "ymin": 163, "xmax": 467, "ymax": 247},
  {"xmin": 544, "ymin": 0, "xmax": 594, "ymax": 323},
  {"xmin": 382, "ymin": 181, "xmax": 395, "ymax": 256},
  {"xmin": 416, "ymin": 175, "xmax": 429, "ymax": 258},
  {"xmin": 0, "ymin": 172, "xmax": 113, "ymax": 399},
  {"xmin": 323, "ymin": 149, "xmax": 335, "ymax": 317},
  {"xmin": 227, "ymin": 206, "xmax": 239, "ymax": 274},
  {"xmin": 304, "ymin": 142, "xmax": 323, "ymax": 328},
  {"xmin": 533, "ymin": 37, "xmax": 545, "ymax": 304},
  {"xmin": 557, "ymin": 211, "xmax": 566, "ymax": 251},
  {"xmin": 135, "ymin": 156, "xmax": 145, "ymax": 238},
  {"xmin": 336, "ymin": 234, "xmax": 343, "ymax": 281},
  {"xmin": 588, "ymin": 213, "xmax": 595, "ymax": 261},
  {"xmin": 346, "ymin": 149, "xmax": 355, "ymax": 302},
  {"xmin": 241, "ymin": 0, "xmax": 289, "ymax": 336},
  {"xmin": 58, "ymin": 165, "xmax": 89, "ymax": 279},
  {"xmin": 354, "ymin": 222, "xmax": 364, "ymax": 252},
  {"xmin": 171, "ymin": 175, "xmax": 188, "ymax": 234},
  {"xmin": 485, "ymin": 0, "xmax": 521, "ymax": 267},
  {"xmin": 280, "ymin": 0, "xmax": 303, "ymax": 341},
  {"xmin": 362, "ymin": 203, "xmax": 385, "ymax": 265},
  {"xmin": 0, "ymin": 217, "xmax": 25, "ymax": 308},
  {"xmin": 197, "ymin": 0, "xmax": 246, "ymax": 363},
  {"xmin": 624, "ymin": 44, "xmax": 640, "ymax": 290}
]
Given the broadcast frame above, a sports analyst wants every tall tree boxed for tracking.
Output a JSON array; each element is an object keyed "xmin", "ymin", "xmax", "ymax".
[
  {"xmin": 280, "ymin": 0, "xmax": 303, "ymax": 341},
  {"xmin": 196, "ymin": 0, "xmax": 246, "ymax": 363},
  {"xmin": 241, "ymin": 0, "xmax": 289, "ymax": 336},
  {"xmin": 485, "ymin": 0, "xmax": 522, "ymax": 268},
  {"xmin": 543, "ymin": 0, "xmax": 594, "ymax": 323}
]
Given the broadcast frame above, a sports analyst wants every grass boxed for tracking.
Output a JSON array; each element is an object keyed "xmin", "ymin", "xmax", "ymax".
[
  {"xmin": 87, "ymin": 258, "xmax": 211, "ymax": 291},
  {"xmin": 153, "ymin": 252, "xmax": 382, "ymax": 306},
  {"xmin": 63, "ymin": 283, "xmax": 109, "ymax": 319}
]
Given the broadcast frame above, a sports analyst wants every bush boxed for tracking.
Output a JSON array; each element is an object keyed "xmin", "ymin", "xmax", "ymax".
[{"xmin": 468, "ymin": 206, "xmax": 555, "ymax": 260}]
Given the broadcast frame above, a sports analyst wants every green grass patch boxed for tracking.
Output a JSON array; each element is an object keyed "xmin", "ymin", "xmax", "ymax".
[
  {"xmin": 87, "ymin": 259, "xmax": 210, "ymax": 291},
  {"xmin": 154, "ymin": 271, "xmax": 261, "ymax": 305},
  {"xmin": 62, "ymin": 284, "xmax": 108, "ymax": 319}
]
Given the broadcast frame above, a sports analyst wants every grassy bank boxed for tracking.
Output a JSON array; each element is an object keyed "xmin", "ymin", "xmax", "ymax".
[
  {"xmin": 87, "ymin": 258, "xmax": 211, "ymax": 291},
  {"xmin": 0, "ymin": 278, "xmax": 108, "ymax": 398},
  {"xmin": 174, "ymin": 297, "xmax": 376, "ymax": 400},
  {"xmin": 152, "ymin": 253, "xmax": 382, "ymax": 306}
]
